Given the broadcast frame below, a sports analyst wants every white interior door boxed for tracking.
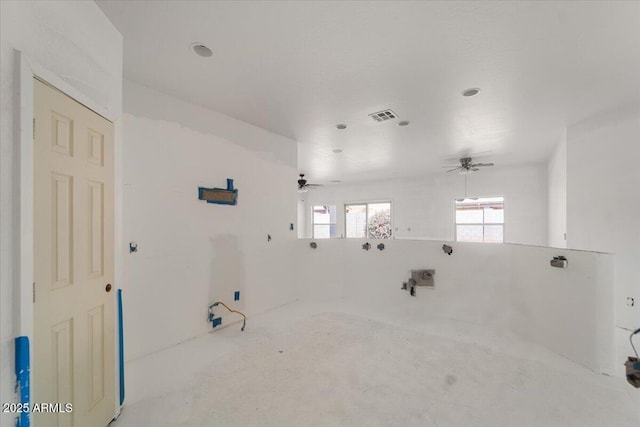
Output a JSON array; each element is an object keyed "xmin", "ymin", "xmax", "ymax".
[{"xmin": 33, "ymin": 78, "xmax": 115, "ymax": 427}]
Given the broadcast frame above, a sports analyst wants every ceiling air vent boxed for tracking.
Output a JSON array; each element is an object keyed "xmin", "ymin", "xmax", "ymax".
[{"xmin": 369, "ymin": 109, "xmax": 398, "ymax": 122}]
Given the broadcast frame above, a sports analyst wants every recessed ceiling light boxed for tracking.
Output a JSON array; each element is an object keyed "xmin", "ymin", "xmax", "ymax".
[
  {"xmin": 331, "ymin": 180, "xmax": 342, "ymax": 183},
  {"xmin": 332, "ymin": 149, "xmax": 343, "ymax": 153},
  {"xmin": 191, "ymin": 43, "xmax": 213, "ymax": 58},
  {"xmin": 336, "ymin": 124, "xmax": 347, "ymax": 130},
  {"xmin": 398, "ymin": 121, "xmax": 410, "ymax": 126},
  {"xmin": 462, "ymin": 88, "xmax": 480, "ymax": 97}
]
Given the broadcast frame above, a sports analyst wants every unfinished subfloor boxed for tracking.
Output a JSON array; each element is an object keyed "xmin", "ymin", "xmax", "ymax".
[{"xmin": 112, "ymin": 301, "xmax": 640, "ymax": 427}]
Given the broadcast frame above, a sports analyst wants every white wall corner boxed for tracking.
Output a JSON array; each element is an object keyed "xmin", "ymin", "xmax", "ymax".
[{"xmin": 546, "ymin": 133, "xmax": 567, "ymax": 249}]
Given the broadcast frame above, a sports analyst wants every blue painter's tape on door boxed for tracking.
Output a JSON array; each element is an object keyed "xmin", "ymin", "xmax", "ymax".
[
  {"xmin": 117, "ymin": 289, "xmax": 125, "ymax": 406},
  {"xmin": 15, "ymin": 336, "xmax": 30, "ymax": 427}
]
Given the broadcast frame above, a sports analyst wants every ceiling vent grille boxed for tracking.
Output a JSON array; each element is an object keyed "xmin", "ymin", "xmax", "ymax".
[{"xmin": 369, "ymin": 109, "xmax": 398, "ymax": 122}]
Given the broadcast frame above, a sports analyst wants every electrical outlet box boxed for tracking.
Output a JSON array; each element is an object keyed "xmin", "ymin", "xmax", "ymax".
[
  {"xmin": 234, "ymin": 291, "xmax": 240, "ymax": 301},
  {"xmin": 550, "ymin": 256, "xmax": 568, "ymax": 268},
  {"xmin": 210, "ymin": 316, "xmax": 222, "ymax": 328},
  {"xmin": 410, "ymin": 269, "xmax": 435, "ymax": 288}
]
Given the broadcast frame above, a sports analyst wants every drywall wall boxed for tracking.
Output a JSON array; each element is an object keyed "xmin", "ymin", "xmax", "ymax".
[
  {"xmin": 565, "ymin": 103, "xmax": 640, "ymax": 374},
  {"xmin": 547, "ymin": 137, "xmax": 567, "ymax": 248},
  {"xmin": 122, "ymin": 80, "xmax": 299, "ymax": 362},
  {"xmin": 566, "ymin": 103, "xmax": 640, "ymax": 255},
  {"xmin": 0, "ymin": 1, "xmax": 122, "ymax": 422},
  {"xmin": 298, "ymin": 239, "xmax": 616, "ymax": 375},
  {"xmin": 122, "ymin": 80, "xmax": 296, "ymax": 168},
  {"xmin": 301, "ymin": 164, "xmax": 548, "ymax": 246}
]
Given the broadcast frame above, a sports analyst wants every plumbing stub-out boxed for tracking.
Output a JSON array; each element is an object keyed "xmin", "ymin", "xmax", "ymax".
[
  {"xmin": 411, "ymin": 270, "xmax": 435, "ymax": 287},
  {"xmin": 550, "ymin": 256, "xmax": 568, "ymax": 268},
  {"xmin": 401, "ymin": 269, "xmax": 435, "ymax": 296}
]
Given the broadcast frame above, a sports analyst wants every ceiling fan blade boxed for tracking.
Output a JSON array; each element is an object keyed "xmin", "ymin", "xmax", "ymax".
[
  {"xmin": 446, "ymin": 167, "xmax": 462, "ymax": 173},
  {"xmin": 471, "ymin": 168, "xmax": 480, "ymax": 171},
  {"xmin": 306, "ymin": 184, "xmax": 323, "ymax": 187},
  {"xmin": 472, "ymin": 163, "xmax": 494, "ymax": 167}
]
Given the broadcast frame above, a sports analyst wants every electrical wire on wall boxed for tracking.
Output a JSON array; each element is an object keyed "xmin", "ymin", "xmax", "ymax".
[
  {"xmin": 209, "ymin": 301, "xmax": 246, "ymax": 331},
  {"xmin": 625, "ymin": 327, "xmax": 640, "ymax": 388}
]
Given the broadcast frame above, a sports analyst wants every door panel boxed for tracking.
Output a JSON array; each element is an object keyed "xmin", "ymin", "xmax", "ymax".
[
  {"xmin": 88, "ymin": 181, "xmax": 104, "ymax": 279},
  {"xmin": 88, "ymin": 305, "xmax": 105, "ymax": 408},
  {"xmin": 51, "ymin": 319, "xmax": 74, "ymax": 427},
  {"xmin": 34, "ymin": 78, "xmax": 115, "ymax": 427},
  {"xmin": 51, "ymin": 173, "xmax": 73, "ymax": 288}
]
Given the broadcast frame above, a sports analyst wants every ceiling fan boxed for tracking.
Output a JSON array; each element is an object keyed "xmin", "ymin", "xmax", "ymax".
[
  {"xmin": 443, "ymin": 157, "xmax": 494, "ymax": 174},
  {"xmin": 297, "ymin": 174, "xmax": 323, "ymax": 192}
]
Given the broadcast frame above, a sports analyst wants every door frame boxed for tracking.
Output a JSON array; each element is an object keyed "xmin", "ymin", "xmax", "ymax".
[{"xmin": 13, "ymin": 49, "xmax": 122, "ymax": 421}]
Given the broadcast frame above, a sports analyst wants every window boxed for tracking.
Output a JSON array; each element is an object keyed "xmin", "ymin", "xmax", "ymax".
[
  {"xmin": 455, "ymin": 197, "xmax": 504, "ymax": 243},
  {"xmin": 312, "ymin": 205, "xmax": 337, "ymax": 238},
  {"xmin": 345, "ymin": 202, "xmax": 392, "ymax": 239}
]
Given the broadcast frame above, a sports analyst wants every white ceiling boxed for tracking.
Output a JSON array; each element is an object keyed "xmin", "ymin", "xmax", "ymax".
[{"xmin": 97, "ymin": 0, "xmax": 640, "ymax": 184}]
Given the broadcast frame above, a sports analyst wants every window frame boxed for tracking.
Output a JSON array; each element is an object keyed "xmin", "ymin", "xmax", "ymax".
[
  {"xmin": 311, "ymin": 204, "xmax": 337, "ymax": 239},
  {"xmin": 344, "ymin": 200, "xmax": 393, "ymax": 239},
  {"xmin": 453, "ymin": 196, "xmax": 505, "ymax": 243}
]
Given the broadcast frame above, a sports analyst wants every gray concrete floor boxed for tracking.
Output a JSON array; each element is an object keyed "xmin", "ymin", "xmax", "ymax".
[{"xmin": 112, "ymin": 301, "xmax": 640, "ymax": 427}]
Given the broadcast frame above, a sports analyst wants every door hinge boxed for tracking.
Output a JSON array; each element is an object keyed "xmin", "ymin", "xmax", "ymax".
[{"xmin": 33, "ymin": 282, "xmax": 35, "ymax": 303}]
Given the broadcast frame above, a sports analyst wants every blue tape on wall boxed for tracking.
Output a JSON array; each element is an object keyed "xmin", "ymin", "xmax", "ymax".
[
  {"xmin": 198, "ymin": 178, "xmax": 238, "ymax": 205},
  {"xmin": 117, "ymin": 289, "xmax": 125, "ymax": 406},
  {"xmin": 15, "ymin": 336, "xmax": 30, "ymax": 427}
]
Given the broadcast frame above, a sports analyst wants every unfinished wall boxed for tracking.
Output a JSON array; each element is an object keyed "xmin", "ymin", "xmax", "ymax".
[
  {"xmin": 566, "ymin": 103, "xmax": 640, "ymax": 256},
  {"xmin": 298, "ymin": 239, "xmax": 616, "ymax": 375},
  {"xmin": 122, "ymin": 80, "xmax": 299, "ymax": 362},
  {"xmin": 547, "ymin": 136, "xmax": 567, "ymax": 248},
  {"xmin": 301, "ymin": 164, "xmax": 548, "ymax": 246},
  {"xmin": 565, "ymin": 102, "xmax": 640, "ymax": 375},
  {"xmin": 0, "ymin": 1, "xmax": 122, "ymax": 422}
]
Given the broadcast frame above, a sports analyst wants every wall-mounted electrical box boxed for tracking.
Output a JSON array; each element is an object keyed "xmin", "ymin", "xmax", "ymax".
[
  {"xmin": 198, "ymin": 178, "xmax": 238, "ymax": 205},
  {"xmin": 209, "ymin": 315, "xmax": 222, "ymax": 328},
  {"xmin": 550, "ymin": 256, "xmax": 568, "ymax": 268},
  {"xmin": 402, "ymin": 269, "xmax": 436, "ymax": 296},
  {"xmin": 411, "ymin": 269, "xmax": 435, "ymax": 288}
]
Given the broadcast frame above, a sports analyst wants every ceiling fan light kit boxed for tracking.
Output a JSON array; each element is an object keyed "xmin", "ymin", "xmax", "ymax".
[
  {"xmin": 443, "ymin": 157, "xmax": 495, "ymax": 200},
  {"xmin": 297, "ymin": 173, "xmax": 323, "ymax": 192},
  {"xmin": 444, "ymin": 157, "xmax": 494, "ymax": 174}
]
